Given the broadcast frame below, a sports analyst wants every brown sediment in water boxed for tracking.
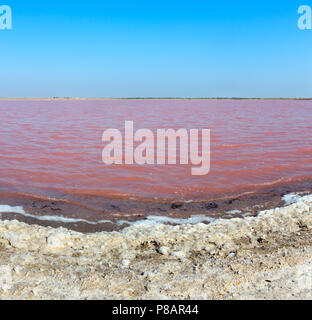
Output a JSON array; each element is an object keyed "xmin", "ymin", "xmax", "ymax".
[{"xmin": 1, "ymin": 178, "xmax": 312, "ymax": 233}]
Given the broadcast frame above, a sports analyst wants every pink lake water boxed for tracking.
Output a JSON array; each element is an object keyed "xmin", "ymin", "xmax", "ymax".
[{"xmin": 0, "ymin": 99, "xmax": 312, "ymax": 201}]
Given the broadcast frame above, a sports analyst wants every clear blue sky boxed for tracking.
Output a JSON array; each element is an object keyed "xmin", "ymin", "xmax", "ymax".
[{"xmin": 1, "ymin": 0, "xmax": 311, "ymax": 98}]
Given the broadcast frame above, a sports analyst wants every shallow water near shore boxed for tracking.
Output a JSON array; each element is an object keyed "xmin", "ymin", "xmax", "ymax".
[{"xmin": 1, "ymin": 177, "xmax": 312, "ymax": 232}]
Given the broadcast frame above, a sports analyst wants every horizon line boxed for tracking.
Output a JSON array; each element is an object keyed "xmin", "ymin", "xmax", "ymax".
[{"xmin": 1, "ymin": 97, "xmax": 312, "ymax": 101}]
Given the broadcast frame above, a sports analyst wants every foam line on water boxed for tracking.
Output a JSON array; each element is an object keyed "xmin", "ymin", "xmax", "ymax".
[
  {"xmin": 282, "ymin": 193, "xmax": 302, "ymax": 205},
  {"xmin": 282, "ymin": 193, "xmax": 312, "ymax": 205},
  {"xmin": 0, "ymin": 204, "xmax": 216, "ymax": 226},
  {"xmin": 117, "ymin": 215, "xmax": 216, "ymax": 226},
  {"xmin": 2, "ymin": 192, "xmax": 310, "ymax": 227},
  {"xmin": 226, "ymin": 210, "xmax": 242, "ymax": 214},
  {"xmin": 0, "ymin": 205, "xmax": 113, "ymax": 225}
]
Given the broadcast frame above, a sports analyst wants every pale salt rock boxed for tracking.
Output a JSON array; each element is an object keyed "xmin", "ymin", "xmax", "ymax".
[
  {"xmin": 157, "ymin": 246, "xmax": 170, "ymax": 255},
  {"xmin": 0, "ymin": 265, "xmax": 12, "ymax": 292},
  {"xmin": 121, "ymin": 259, "xmax": 130, "ymax": 267},
  {"xmin": 46, "ymin": 232, "xmax": 69, "ymax": 251},
  {"xmin": 171, "ymin": 251, "xmax": 186, "ymax": 259},
  {"xmin": 13, "ymin": 266, "xmax": 23, "ymax": 275},
  {"xmin": 31, "ymin": 287, "xmax": 41, "ymax": 296},
  {"xmin": 227, "ymin": 252, "xmax": 237, "ymax": 258}
]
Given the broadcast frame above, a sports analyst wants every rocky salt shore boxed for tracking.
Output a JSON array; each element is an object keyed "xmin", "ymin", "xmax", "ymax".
[{"xmin": 1, "ymin": 193, "xmax": 312, "ymax": 300}]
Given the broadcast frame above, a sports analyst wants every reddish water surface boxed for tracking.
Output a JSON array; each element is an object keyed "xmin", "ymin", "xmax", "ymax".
[{"xmin": 0, "ymin": 99, "xmax": 312, "ymax": 201}]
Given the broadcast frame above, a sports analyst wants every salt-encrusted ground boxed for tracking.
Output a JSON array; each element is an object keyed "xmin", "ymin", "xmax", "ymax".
[{"xmin": 0, "ymin": 193, "xmax": 312, "ymax": 300}]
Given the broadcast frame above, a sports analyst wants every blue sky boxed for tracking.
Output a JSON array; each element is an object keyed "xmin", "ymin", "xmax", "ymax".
[{"xmin": 0, "ymin": 0, "xmax": 311, "ymax": 98}]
